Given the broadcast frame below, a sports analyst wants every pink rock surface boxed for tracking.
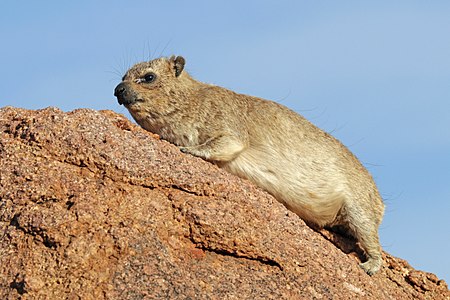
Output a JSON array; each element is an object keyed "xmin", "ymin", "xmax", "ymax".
[{"xmin": 0, "ymin": 107, "xmax": 448, "ymax": 299}]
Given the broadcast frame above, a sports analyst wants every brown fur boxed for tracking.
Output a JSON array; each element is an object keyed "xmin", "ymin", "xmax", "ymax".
[{"xmin": 114, "ymin": 56, "xmax": 385, "ymax": 275}]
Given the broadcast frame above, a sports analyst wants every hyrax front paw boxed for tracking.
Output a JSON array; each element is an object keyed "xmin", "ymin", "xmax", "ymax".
[
  {"xmin": 178, "ymin": 146, "xmax": 209, "ymax": 159},
  {"xmin": 179, "ymin": 146, "xmax": 189, "ymax": 154}
]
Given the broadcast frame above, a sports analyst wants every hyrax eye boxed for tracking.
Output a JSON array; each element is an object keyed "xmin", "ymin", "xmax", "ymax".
[{"xmin": 143, "ymin": 73, "xmax": 156, "ymax": 83}]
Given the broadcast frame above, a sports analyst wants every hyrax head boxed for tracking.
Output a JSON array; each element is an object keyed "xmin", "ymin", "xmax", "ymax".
[{"xmin": 114, "ymin": 56, "xmax": 186, "ymax": 111}]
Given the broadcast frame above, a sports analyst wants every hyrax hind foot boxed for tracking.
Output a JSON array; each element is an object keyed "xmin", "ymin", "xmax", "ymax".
[{"xmin": 360, "ymin": 256, "xmax": 382, "ymax": 276}]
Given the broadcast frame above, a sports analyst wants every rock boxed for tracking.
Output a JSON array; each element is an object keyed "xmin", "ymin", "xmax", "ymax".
[{"xmin": 0, "ymin": 106, "xmax": 448, "ymax": 299}]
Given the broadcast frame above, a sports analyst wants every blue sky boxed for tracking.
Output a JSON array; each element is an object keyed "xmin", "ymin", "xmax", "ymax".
[{"xmin": 1, "ymin": 1, "xmax": 449, "ymax": 282}]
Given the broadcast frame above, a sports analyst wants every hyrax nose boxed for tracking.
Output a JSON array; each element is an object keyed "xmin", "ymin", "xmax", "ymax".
[
  {"xmin": 114, "ymin": 82, "xmax": 126, "ymax": 97},
  {"xmin": 114, "ymin": 82, "xmax": 131, "ymax": 105}
]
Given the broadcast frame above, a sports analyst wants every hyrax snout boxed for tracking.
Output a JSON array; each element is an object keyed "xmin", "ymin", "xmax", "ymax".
[{"xmin": 114, "ymin": 55, "xmax": 385, "ymax": 275}]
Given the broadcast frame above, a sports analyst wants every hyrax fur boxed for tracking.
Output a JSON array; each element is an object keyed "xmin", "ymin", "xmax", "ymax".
[{"xmin": 114, "ymin": 56, "xmax": 385, "ymax": 275}]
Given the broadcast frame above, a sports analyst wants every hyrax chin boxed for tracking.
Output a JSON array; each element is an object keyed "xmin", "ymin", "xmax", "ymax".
[{"xmin": 114, "ymin": 55, "xmax": 385, "ymax": 275}]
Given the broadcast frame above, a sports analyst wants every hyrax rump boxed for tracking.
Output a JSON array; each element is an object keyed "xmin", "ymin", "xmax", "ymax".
[{"xmin": 114, "ymin": 55, "xmax": 385, "ymax": 275}]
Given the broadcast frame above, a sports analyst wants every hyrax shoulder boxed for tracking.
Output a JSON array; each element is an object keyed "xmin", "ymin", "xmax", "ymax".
[{"xmin": 114, "ymin": 56, "xmax": 385, "ymax": 275}]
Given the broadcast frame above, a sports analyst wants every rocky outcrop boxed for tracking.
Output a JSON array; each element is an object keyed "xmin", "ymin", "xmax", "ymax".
[{"xmin": 0, "ymin": 107, "xmax": 448, "ymax": 299}]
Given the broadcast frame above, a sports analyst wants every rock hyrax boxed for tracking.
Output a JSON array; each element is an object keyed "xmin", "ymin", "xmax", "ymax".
[{"xmin": 114, "ymin": 55, "xmax": 385, "ymax": 275}]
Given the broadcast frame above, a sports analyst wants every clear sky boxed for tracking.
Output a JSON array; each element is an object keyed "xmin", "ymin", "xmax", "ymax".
[{"xmin": 1, "ymin": 1, "xmax": 449, "ymax": 282}]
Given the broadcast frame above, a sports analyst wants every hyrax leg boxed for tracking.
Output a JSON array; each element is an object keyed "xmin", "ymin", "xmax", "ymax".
[
  {"xmin": 179, "ymin": 135, "xmax": 246, "ymax": 162},
  {"xmin": 347, "ymin": 214, "xmax": 382, "ymax": 275}
]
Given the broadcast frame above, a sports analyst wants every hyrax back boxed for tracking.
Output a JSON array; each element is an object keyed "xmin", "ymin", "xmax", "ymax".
[{"xmin": 114, "ymin": 56, "xmax": 385, "ymax": 275}]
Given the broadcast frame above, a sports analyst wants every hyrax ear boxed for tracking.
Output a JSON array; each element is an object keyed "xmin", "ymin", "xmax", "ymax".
[{"xmin": 170, "ymin": 55, "xmax": 185, "ymax": 77}]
